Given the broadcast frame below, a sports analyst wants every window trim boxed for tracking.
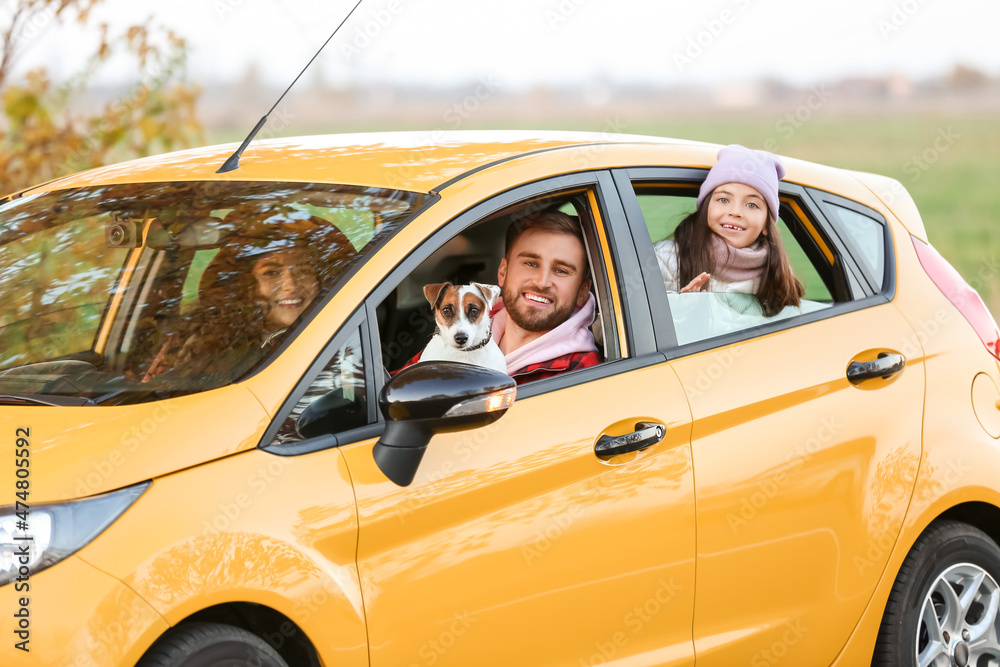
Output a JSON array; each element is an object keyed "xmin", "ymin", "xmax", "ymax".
[
  {"xmin": 805, "ymin": 187, "xmax": 897, "ymax": 300},
  {"xmin": 613, "ymin": 167, "xmax": 896, "ymax": 359},
  {"xmin": 612, "ymin": 169, "xmax": 682, "ymax": 350},
  {"xmin": 258, "ymin": 305, "xmax": 379, "ymax": 455},
  {"xmin": 365, "ymin": 170, "xmax": 661, "ymax": 402}
]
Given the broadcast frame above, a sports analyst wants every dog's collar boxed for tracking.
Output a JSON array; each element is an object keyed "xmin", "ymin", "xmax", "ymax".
[{"xmin": 466, "ymin": 328, "xmax": 493, "ymax": 352}]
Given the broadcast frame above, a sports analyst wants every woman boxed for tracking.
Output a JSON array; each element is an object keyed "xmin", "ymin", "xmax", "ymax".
[
  {"xmin": 248, "ymin": 245, "xmax": 320, "ymax": 341},
  {"xmin": 143, "ymin": 239, "xmax": 323, "ymax": 383}
]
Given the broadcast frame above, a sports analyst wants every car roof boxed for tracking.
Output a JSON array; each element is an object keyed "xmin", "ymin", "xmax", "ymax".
[
  {"xmin": 8, "ymin": 131, "xmax": 919, "ymax": 238},
  {"xmin": 24, "ymin": 130, "xmax": 707, "ymax": 195}
]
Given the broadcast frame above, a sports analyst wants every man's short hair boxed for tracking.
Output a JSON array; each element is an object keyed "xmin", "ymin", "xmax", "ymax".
[{"xmin": 504, "ymin": 209, "xmax": 591, "ymax": 282}]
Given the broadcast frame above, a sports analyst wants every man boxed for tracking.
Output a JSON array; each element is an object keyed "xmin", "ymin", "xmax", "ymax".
[
  {"xmin": 397, "ymin": 209, "xmax": 602, "ymax": 384},
  {"xmin": 491, "ymin": 209, "xmax": 602, "ymax": 384}
]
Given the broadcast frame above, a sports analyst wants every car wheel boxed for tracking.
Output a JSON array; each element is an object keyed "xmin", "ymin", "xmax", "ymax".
[
  {"xmin": 873, "ymin": 520, "xmax": 1000, "ymax": 667},
  {"xmin": 138, "ymin": 622, "xmax": 289, "ymax": 667}
]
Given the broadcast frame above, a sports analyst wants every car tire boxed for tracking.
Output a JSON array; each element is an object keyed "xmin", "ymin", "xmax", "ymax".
[
  {"xmin": 873, "ymin": 520, "xmax": 1000, "ymax": 666},
  {"xmin": 137, "ymin": 622, "xmax": 289, "ymax": 667}
]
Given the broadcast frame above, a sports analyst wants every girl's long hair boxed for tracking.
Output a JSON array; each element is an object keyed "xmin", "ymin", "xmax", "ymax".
[{"xmin": 673, "ymin": 200, "xmax": 804, "ymax": 317}]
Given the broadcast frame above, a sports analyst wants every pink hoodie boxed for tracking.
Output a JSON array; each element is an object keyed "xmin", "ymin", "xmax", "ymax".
[{"xmin": 490, "ymin": 293, "xmax": 599, "ymax": 375}]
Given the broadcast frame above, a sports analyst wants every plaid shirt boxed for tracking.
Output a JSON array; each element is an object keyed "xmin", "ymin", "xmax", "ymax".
[
  {"xmin": 394, "ymin": 348, "xmax": 602, "ymax": 385},
  {"xmin": 505, "ymin": 349, "xmax": 601, "ymax": 384}
]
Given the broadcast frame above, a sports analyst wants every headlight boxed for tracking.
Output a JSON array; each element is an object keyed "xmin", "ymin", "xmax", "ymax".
[{"xmin": 0, "ymin": 482, "xmax": 149, "ymax": 587}]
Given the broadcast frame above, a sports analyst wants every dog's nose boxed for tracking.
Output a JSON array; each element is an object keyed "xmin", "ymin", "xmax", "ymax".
[{"xmin": 454, "ymin": 332, "xmax": 468, "ymax": 347}]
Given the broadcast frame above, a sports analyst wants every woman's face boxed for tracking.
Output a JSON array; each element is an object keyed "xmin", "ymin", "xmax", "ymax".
[
  {"xmin": 706, "ymin": 182, "xmax": 769, "ymax": 249},
  {"xmin": 252, "ymin": 248, "xmax": 319, "ymax": 328}
]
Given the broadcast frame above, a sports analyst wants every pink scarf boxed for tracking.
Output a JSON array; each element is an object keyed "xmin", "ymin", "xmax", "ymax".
[
  {"xmin": 490, "ymin": 293, "xmax": 598, "ymax": 375},
  {"xmin": 710, "ymin": 234, "xmax": 768, "ymax": 283}
]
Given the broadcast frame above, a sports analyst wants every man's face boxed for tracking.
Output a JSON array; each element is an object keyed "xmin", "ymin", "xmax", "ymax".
[{"xmin": 497, "ymin": 227, "xmax": 591, "ymax": 333}]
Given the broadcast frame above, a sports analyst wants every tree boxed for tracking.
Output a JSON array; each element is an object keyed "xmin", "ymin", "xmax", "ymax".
[
  {"xmin": 0, "ymin": 0, "xmax": 202, "ymax": 197},
  {"xmin": 947, "ymin": 63, "xmax": 987, "ymax": 90}
]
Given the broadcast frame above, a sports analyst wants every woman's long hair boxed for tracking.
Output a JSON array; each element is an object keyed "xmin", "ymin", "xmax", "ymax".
[
  {"xmin": 673, "ymin": 201, "xmax": 804, "ymax": 317},
  {"xmin": 153, "ymin": 245, "xmax": 272, "ymax": 380}
]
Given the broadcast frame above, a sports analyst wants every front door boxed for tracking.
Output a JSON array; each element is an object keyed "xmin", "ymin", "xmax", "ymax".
[
  {"xmin": 342, "ymin": 361, "xmax": 696, "ymax": 666},
  {"xmin": 343, "ymin": 173, "xmax": 698, "ymax": 666}
]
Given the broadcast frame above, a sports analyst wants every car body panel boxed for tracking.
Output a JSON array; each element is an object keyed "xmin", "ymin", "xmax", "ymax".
[
  {"xmin": 3, "ymin": 386, "xmax": 270, "ymax": 502},
  {"xmin": 341, "ymin": 362, "xmax": 697, "ymax": 666},
  {"xmin": 12, "ymin": 134, "xmax": 886, "ymax": 221},
  {"xmin": 672, "ymin": 302, "xmax": 924, "ymax": 665},
  {"xmin": 0, "ymin": 556, "xmax": 167, "ymax": 666},
  {"xmin": 76, "ymin": 446, "xmax": 368, "ymax": 666},
  {"xmin": 13, "ymin": 131, "xmax": 678, "ymax": 197},
  {"xmin": 830, "ymin": 204, "xmax": 1000, "ymax": 665}
]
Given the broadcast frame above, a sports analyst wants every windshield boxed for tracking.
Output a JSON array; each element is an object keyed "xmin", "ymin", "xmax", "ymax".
[{"xmin": 0, "ymin": 181, "xmax": 426, "ymax": 405}]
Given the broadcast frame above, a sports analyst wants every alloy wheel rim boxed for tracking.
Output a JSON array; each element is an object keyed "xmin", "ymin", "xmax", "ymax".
[{"xmin": 917, "ymin": 562, "xmax": 1000, "ymax": 666}]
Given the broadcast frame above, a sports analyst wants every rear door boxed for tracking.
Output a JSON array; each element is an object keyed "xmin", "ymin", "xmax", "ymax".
[
  {"xmin": 341, "ymin": 172, "xmax": 698, "ymax": 666},
  {"xmin": 616, "ymin": 169, "xmax": 924, "ymax": 666}
]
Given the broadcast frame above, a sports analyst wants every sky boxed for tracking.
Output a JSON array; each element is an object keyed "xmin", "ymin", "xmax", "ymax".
[{"xmin": 8, "ymin": 0, "xmax": 1000, "ymax": 90}]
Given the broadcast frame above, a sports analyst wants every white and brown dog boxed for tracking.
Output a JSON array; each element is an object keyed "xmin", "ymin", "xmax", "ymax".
[{"xmin": 420, "ymin": 282, "xmax": 507, "ymax": 373}]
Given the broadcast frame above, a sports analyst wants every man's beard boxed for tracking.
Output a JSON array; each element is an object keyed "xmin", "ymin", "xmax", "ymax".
[{"xmin": 501, "ymin": 283, "xmax": 576, "ymax": 333}]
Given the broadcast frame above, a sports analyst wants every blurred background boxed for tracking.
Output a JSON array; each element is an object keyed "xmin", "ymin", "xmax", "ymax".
[{"xmin": 2, "ymin": 0, "xmax": 998, "ymax": 315}]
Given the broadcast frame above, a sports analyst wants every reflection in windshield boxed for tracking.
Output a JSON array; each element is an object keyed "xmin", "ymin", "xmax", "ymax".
[{"xmin": 0, "ymin": 181, "xmax": 426, "ymax": 405}]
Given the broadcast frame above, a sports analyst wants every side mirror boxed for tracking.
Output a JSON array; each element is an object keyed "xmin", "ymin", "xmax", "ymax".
[
  {"xmin": 296, "ymin": 388, "xmax": 366, "ymax": 440},
  {"xmin": 373, "ymin": 362, "xmax": 516, "ymax": 486}
]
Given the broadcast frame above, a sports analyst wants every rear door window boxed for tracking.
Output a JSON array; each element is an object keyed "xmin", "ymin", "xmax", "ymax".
[
  {"xmin": 813, "ymin": 194, "xmax": 889, "ymax": 294},
  {"xmin": 617, "ymin": 171, "xmax": 887, "ymax": 351}
]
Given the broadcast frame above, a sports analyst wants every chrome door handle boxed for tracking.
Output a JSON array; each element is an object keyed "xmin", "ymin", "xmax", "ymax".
[
  {"xmin": 595, "ymin": 422, "xmax": 666, "ymax": 457},
  {"xmin": 847, "ymin": 352, "xmax": 905, "ymax": 382}
]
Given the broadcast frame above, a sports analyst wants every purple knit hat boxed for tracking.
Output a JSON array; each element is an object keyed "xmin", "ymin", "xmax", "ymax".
[{"xmin": 697, "ymin": 145, "xmax": 786, "ymax": 219}]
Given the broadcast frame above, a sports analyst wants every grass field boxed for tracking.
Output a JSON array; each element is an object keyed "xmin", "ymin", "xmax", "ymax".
[{"xmin": 208, "ymin": 114, "xmax": 1000, "ymax": 318}]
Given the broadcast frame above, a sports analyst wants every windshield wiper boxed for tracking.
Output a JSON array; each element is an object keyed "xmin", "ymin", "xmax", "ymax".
[{"xmin": 0, "ymin": 393, "xmax": 96, "ymax": 407}]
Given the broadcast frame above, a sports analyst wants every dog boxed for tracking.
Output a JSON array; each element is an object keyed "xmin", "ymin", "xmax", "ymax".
[{"xmin": 420, "ymin": 282, "xmax": 507, "ymax": 373}]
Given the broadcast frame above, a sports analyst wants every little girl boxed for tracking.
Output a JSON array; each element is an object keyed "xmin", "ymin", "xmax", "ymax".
[{"xmin": 654, "ymin": 144, "xmax": 804, "ymax": 317}]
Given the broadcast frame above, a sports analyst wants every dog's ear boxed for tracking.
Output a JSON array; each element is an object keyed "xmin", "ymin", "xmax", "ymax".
[
  {"xmin": 473, "ymin": 283, "xmax": 501, "ymax": 309},
  {"xmin": 423, "ymin": 282, "xmax": 451, "ymax": 307}
]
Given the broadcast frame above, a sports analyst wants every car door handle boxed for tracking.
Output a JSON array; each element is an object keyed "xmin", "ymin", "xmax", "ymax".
[
  {"xmin": 847, "ymin": 352, "xmax": 905, "ymax": 382},
  {"xmin": 595, "ymin": 422, "xmax": 666, "ymax": 457}
]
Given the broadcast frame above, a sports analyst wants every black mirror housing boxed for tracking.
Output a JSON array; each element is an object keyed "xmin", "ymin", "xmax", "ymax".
[{"xmin": 373, "ymin": 362, "xmax": 516, "ymax": 486}]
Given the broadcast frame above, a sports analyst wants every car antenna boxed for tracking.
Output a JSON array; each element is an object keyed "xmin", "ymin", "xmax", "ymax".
[{"xmin": 216, "ymin": 0, "xmax": 366, "ymax": 174}]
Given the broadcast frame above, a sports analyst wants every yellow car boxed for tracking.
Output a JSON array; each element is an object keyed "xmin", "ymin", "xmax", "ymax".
[{"xmin": 2, "ymin": 131, "xmax": 1000, "ymax": 667}]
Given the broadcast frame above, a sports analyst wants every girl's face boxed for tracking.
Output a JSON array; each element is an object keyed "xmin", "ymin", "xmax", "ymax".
[
  {"xmin": 252, "ymin": 248, "xmax": 319, "ymax": 328},
  {"xmin": 706, "ymin": 182, "xmax": 769, "ymax": 249}
]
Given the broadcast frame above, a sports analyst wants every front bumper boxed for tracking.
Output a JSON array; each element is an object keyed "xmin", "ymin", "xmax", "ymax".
[{"xmin": 0, "ymin": 555, "xmax": 167, "ymax": 666}]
